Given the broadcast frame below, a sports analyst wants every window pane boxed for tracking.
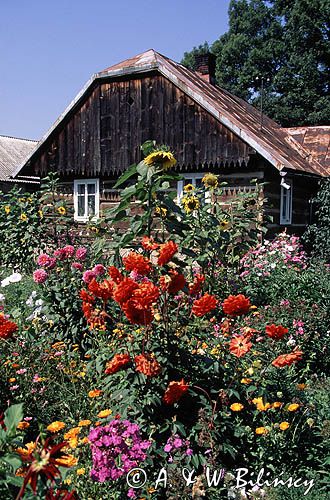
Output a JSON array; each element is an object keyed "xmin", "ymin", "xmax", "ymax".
[
  {"xmin": 88, "ymin": 195, "xmax": 95, "ymax": 216},
  {"xmin": 195, "ymin": 178, "xmax": 203, "ymax": 189},
  {"xmin": 87, "ymin": 183, "xmax": 95, "ymax": 194},
  {"xmin": 78, "ymin": 184, "xmax": 85, "ymax": 195},
  {"xmin": 78, "ymin": 194, "xmax": 85, "ymax": 217}
]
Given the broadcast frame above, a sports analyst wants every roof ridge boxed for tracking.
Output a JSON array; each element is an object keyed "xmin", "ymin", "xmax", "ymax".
[{"xmin": 0, "ymin": 134, "xmax": 38, "ymax": 143}]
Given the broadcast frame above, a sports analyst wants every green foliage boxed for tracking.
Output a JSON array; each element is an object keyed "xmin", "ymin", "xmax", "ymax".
[
  {"xmin": 303, "ymin": 178, "xmax": 330, "ymax": 262},
  {"xmin": 182, "ymin": 0, "xmax": 330, "ymax": 127},
  {"xmin": 0, "ymin": 404, "xmax": 24, "ymax": 497},
  {"xmin": 181, "ymin": 41, "xmax": 211, "ymax": 69}
]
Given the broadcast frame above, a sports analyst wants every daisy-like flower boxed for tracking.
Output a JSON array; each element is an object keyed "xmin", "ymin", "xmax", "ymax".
[
  {"xmin": 255, "ymin": 427, "xmax": 268, "ymax": 435},
  {"xmin": 97, "ymin": 409, "xmax": 112, "ymax": 418},
  {"xmin": 230, "ymin": 403, "xmax": 244, "ymax": 412},
  {"xmin": 279, "ymin": 421, "xmax": 290, "ymax": 430},
  {"xmin": 144, "ymin": 150, "xmax": 177, "ymax": 170},
  {"xmin": 47, "ymin": 421, "xmax": 66, "ymax": 433},
  {"xmin": 20, "ymin": 213, "xmax": 28, "ymax": 222},
  {"xmin": 287, "ymin": 403, "xmax": 300, "ymax": 412},
  {"xmin": 229, "ymin": 335, "xmax": 252, "ymax": 358}
]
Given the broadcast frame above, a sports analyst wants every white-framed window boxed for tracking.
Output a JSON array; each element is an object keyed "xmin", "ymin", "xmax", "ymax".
[
  {"xmin": 177, "ymin": 172, "xmax": 212, "ymax": 204},
  {"xmin": 73, "ymin": 179, "xmax": 100, "ymax": 222},
  {"xmin": 280, "ymin": 177, "xmax": 293, "ymax": 225}
]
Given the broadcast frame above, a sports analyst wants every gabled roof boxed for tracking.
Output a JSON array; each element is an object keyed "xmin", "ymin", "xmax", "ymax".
[
  {"xmin": 284, "ymin": 126, "xmax": 330, "ymax": 173},
  {"xmin": 13, "ymin": 49, "xmax": 329, "ymax": 178},
  {"xmin": 0, "ymin": 135, "xmax": 38, "ymax": 183}
]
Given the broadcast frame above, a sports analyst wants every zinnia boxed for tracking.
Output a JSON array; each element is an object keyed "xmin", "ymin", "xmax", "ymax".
[
  {"xmin": 158, "ymin": 241, "xmax": 178, "ymax": 266},
  {"xmin": 192, "ymin": 293, "xmax": 217, "ymax": 317},
  {"xmin": 163, "ymin": 379, "xmax": 189, "ymax": 405},
  {"xmin": 134, "ymin": 353, "xmax": 162, "ymax": 377},
  {"xmin": 229, "ymin": 335, "xmax": 252, "ymax": 358},
  {"xmin": 105, "ymin": 354, "xmax": 131, "ymax": 375},
  {"xmin": 266, "ymin": 324, "xmax": 288, "ymax": 340},
  {"xmin": 0, "ymin": 314, "xmax": 18, "ymax": 340},
  {"xmin": 222, "ymin": 294, "xmax": 251, "ymax": 316}
]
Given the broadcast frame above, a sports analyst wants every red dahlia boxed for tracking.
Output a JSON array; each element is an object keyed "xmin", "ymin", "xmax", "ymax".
[
  {"xmin": 192, "ymin": 293, "xmax": 218, "ymax": 317},
  {"xmin": 222, "ymin": 294, "xmax": 251, "ymax": 316},
  {"xmin": 272, "ymin": 350, "xmax": 303, "ymax": 368},
  {"xmin": 266, "ymin": 324, "xmax": 288, "ymax": 340},
  {"xmin": 141, "ymin": 236, "xmax": 159, "ymax": 251},
  {"xmin": 105, "ymin": 353, "xmax": 131, "ymax": 374},
  {"xmin": 134, "ymin": 353, "xmax": 162, "ymax": 377},
  {"xmin": 122, "ymin": 299, "xmax": 153, "ymax": 325},
  {"xmin": 157, "ymin": 241, "xmax": 178, "ymax": 266},
  {"xmin": 132, "ymin": 282, "xmax": 160, "ymax": 308},
  {"xmin": 163, "ymin": 379, "xmax": 189, "ymax": 405},
  {"xmin": 159, "ymin": 270, "xmax": 186, "ymax": 294},
  {"xmin": 113, "ymin": 278, "xmax": 139, "ymax": 305},
  {"xmin": 123, "ymin": 252, "xmax": 152, "ymax": 275},
  {"xmin": 0, "ymin": 314, "xmax": 18, "ymax": 340},
  {"xmin": 88, "ymin": 278, "xmax": 114, "ymax": 301},
  {"xmin": 108, "ymin": 266, "xmax": 123, "ymax": 284},
  {"xmin": 188, "ymin": 273, "xmax": 205, "ymax": 296}
]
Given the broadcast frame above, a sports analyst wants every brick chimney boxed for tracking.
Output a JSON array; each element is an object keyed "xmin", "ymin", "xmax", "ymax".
[{"xmin": 194, "ymin": 53, "xmax": 216, "ymax": 84}]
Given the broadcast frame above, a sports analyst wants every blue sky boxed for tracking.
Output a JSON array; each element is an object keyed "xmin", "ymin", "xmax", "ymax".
[{"xmin": 0, "ymin": 0, "xmax": 230, "ymax": 139}]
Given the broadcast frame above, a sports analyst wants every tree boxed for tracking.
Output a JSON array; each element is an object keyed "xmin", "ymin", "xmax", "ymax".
[
  {"xmin": 303, "ymin": 178, "xmax": 330, "ymax": 262},
  {"xmin": 181, "ymin": 0, "xmax": 330, "ymax": 127},
  {"xmin": 181, "ymin": 42, "xmax": 210, "ymax": 70}
]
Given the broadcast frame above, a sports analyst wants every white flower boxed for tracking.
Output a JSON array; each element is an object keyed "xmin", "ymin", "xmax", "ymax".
[
  {"xmin": 270, "ymin": 263, "xmax": 276, "ymax": 269},
  {"xmin": 35, "ymin": 299, "xmax": 43, "ymax": 307},
  {"xmin": 1, "ymin": 272, "xmax": 22, "ymax": 287},
  {"xmin": 1, "ymin": 277, "xmax": 11, "ymax": 287},
  {"xmin": 0, "ymin": 293, "xmax": 5, "ymax": 301}
]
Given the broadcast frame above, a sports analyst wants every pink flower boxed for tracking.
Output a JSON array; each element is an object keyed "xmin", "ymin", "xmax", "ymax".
[
  {"xmin": 33, "ymin": 269, "xmax": 48, "ymax": 284},
  {"xmin": 63, "ymin": 245, "xmax": 75, "ymax": 258},
  {"xmin": 82, "ymin": 270, "xmax": 96, "ymax": 284},
  {"xmin": 47, "ymin": 257, "xmax": 57, "ymax": 269},
  {"xmin": 37, "ymin": 253, "xmax": 51, "ymax": 267},
  {"xmin": 75, "ymin": 246, "xmax": 88, "ymax": 261},
  {"xmin": 54, "ymin": 248, "xmax": 66, "ymax": 260},
  {"xmin": 93, "ymin": 264, "xmax": 106, "ymax": 276},
  {"xmin": 16, "ymin": 368, "xmax": 27, "ymax": 375},
  {"xmin": 72, "ymin": 262, "xmax": 83, "ymax": 271}
]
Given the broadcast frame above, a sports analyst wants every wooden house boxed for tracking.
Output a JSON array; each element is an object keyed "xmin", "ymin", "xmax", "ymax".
[{"xmin": 10, "ymin": 50, "xmax": 330, "ymax": 234}]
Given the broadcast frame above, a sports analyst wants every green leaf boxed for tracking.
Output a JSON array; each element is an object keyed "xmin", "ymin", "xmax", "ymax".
[
  {"xmin": 4, "ymin": 404, "xmax": 23, "ymax": 436},
  {"xmin": 113, "ymin": 164, "xmax": 137, "ymax": 188}
]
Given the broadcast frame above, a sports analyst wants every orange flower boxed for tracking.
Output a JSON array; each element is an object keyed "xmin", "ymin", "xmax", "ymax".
[
  {"xmin": 88, "ymin": 389, "xmax": 102, "ymax": 398},
  {"xmin": 141, "ymin": 236, "xmax": 159, "ymax": 251},
  {"xmin": 266, "ymin": 324, "xmax": 288, "ymax": 340},
  {"xmin": 78, "ymin": 420, "xmax": 91, "ymax": 427},
  {"xmin": 222, "ymin": 294, "xmax": 251, "ymax": 316},
  {"xmin": 255, "ymin": 427, "xmax": 268, "ymax": 435},
  {"xmin": 159, "ymin": 270, "xmax": 186, "ymax": 294},
  {"xmin": 113, "ymin": 278, "xmax": 139, "ymax": 305},
  {"xmin": 122, "ymin": 299, "xmax": 153, "ymax": 325},
  {"xmin": 279, "ymin": 421, "xmax": 290, "ymax": 430},
  {"xmin": 47, "ymin": 421, "xmax": 66, "ymax": 433},
  {"xmin": 287, "ymin": 403, "xmax": 300, "ymax": 412},
  {"xmin": 188, "ymin": 274, "xmax": 205, "ymax": 296},
  {"xmin": 79, "ymin": 290, "xmax": 94, "ymax": 303},
  {"xmin": 158, "ymin": 241, "xmax": 178, "ymax": 266},
  {"xmin": 230, "ymin": 403, "xmax": 244, "ymax": 412},
  {"xmin": 163, "ymin": 379, "xmax": 189, "ymax": 405},
  {"xmin": 132, "ymin": 282, "xmax": 160, "ymax": 308},
  {"xmin": 17, "ymin": 421, "xmax": 30, "ymax": 430},
  {"xmin": 97, "ymin": 409, "xmax": 112, "ymax": 418},
  {"xmin": 123, "ymin": 251, "xmax": 152, "ymax": 275},
  {"xmin": 272, "ymin": 350, "xmax": 303, "ymax": 368},
  {"xmin": 229, "ymin": 335, "xmax": 252, "ymax": 358},
  {"xmin": 105, "ymin": 353, "xmax": 131, "ymax": 375},
  {"xmin": 134, "ymin": 353, "xmax": 162, "ymax": 377},
  {"xmin": 88, "ymin": 278, "xmax": 114, "ymax": 301},
  {"xmin": 252, "ymin": 397, "xmax": 271, "ymax": 411},
  {"xmin": 192, "ymin": 293, "xmax": 218, "ymax": 317},
  {"xmin": 108, "ymin": 266, "xmax": 124, "ymax": 284},
  {"xmin": 272, "ymin": 402, "xmax": 283, "ymax": 409}
]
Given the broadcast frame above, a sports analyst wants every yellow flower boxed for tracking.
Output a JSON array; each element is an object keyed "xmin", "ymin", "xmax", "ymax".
[
  {"xmin": 184, "ymin": 183, "xmax": 195, "ymax": 192},
  {"xmin": 76, "ymin": 468, "xmax": 86, "ymax": 476},
  {"xmin": 20, "ymin": 213, "xmax": 28, "ymax": 222},
  {"xmin": 272, "ymin": 402, "xmax": 283, "ymax": 409},
  {"xmin": 64, "ymin": 427, "xmax": 81, "ymax": 440},
  {"xmin": 16, "ymin": 441, "xmax": 37, "ymax": 459},
  {"xmin": 287, "ymin": 403, "xmax": 300, "ymax": 412},
  {"xmin": 38, "ymin": 210, "xmax": 44, "ymax": 218},
  {"xmin": 17, "ymin": 421, "xmax": 30, "ymax": 430},
  {"xmin": 202, "ymin": 173, "xmax": 218, "ymax": 189},
  {"xmin": 47, "ymin": 421, "xmax": 66, "ymax": 433},
  {"xmin": 297, "ymin": 383, "xmax": 306, "ymax": 390},
  {"xmin": 255, "ymin": 427, "xmax": 268, "ymax": 435},
  {"xmin": 8, "ymin": 377, "xmax": 16, "ymax": 383},
  {"xmin": 219, "ymin": 220, "xmax": 230, "ymax": 230},
  {"xmin": 88, "ymin": 389, "xmax": 102, "ymax": 398},
  {"xmin": 230, "ymin": 403, "xmax": 244, "ymax": 412},
  {"xmin": 181, "ymin": 194, "xmax": 200, "ymax": 213},
  {"xmin": 97, "ymin": 409, "xmax": 112, "ymax": 418},
  {"xmin": 55, "ymin": 454, "xmax": 78, "ymax": 467},
  {"xmin": 252, "ymin": 397, "xmax": 271, "ymax": 411},
  {"xmin": 57, "ymin": 206, "xmax": 67, "ymax": 216},
  {"xmin": 78, "ymin": 419, "xmax": 92, "ymax": 427},
  {"xmin": 155, "ymin": 206, "xmax": 167, "ymax": 218},
  {"xmin": 79, "ymin": 437, "xmax": 89, "ymax": 445},
  {"xmin": 4, "ymin": 205, "xmax": 10, "ymax": 214},
  {"xmin": 51, "ymin": 341, "xmax": 65, "ymax": 350},
  {"xmin": 279, "ymin": 421, "xmax": 290, "ymax": 431},
  {"xmin": 144, "ymin": 150, "xmax": 177, "ymax": 170},
  {"xmin": 64, "ymin": 478, "xmax": 72, "ymax": 485},
  {"xmin": 240, "ymin": 378, "xmax": 252, "ymax": 385}
]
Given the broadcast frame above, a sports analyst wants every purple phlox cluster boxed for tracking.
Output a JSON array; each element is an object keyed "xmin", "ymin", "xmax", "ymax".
[
  {"xmin": 164, "ymin": 434, "xmax": 193, "ymax": 463},
  {"xmin": 240, "ymin": 233, "xmax": 307, "ymax": 279},
  {"xmin": 88, "ymin": 419, "xmax": 151, "ymax": 483}
]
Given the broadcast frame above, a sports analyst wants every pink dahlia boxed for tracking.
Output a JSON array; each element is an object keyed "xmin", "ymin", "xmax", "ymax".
[
  {"xmin": 33, "ymin": 269, "xmax": 48, "ymax": 284},
  {"xmin": 82, "ymin": 270, "xmax": 96, "ymax": 284},
  {"xmin": 75, "ymin": 247, "xmax": 88, "ymax": 261},
  {"xmin": 93, "ymin": 264, "xmax": 106, "ymax": 276},
  {"xmin": 63, "ymin": 245, "xmax": 75, "ymax": 258}
]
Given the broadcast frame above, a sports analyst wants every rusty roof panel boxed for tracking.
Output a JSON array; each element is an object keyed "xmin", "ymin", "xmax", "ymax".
[{"xmin": 284, "ymin": 126, "xmax": 330, "ymax": 173}]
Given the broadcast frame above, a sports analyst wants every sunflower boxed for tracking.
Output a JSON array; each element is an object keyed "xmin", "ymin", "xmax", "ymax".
[
  {"xmin": 144, "ymin": 150, "xmax": 177, "ymax": 170},
  {"xmin": 181, "ymin": 195, "xmax": 200, "ymax": 213},
  {"xmin": 184, "ymin": 183, "xmax": 195, "ymax": 192},
  {"xmin": 57, "ymin": 206, "xmax": 66, "ymax": 216},
  {"xmin": 202, "ymin": 173, "xmax": 218, "ymax": 189},
  {"xmin": 219, "ymin": 220, "xmax": 230, "ymax": 231},
  {"xmin": 20, "ymin": 213, "xmax": 28, "ymax": 222}
]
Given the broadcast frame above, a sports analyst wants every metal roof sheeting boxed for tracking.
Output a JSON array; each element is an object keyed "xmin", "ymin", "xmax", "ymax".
[{"xmin": 0, "ymin": 135, "xmax": 38, "ymax": 181}]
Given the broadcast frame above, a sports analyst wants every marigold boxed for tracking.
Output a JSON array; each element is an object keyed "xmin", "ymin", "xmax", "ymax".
[
  {"xmin": 159, "ymin": 270, "xmax": 186, "ymax": 294},
  {"xmin": 192, "ymin": 293, "xmax": 218, "ymax": 317},
  {"xmin": 123, "ymin": 251, "xmax": 152, "ymax": 275},
  {"xmin": 163, "ymin": 379, "xmax": 189, "ymax": 405},
  {"xmin": 279, "ymin": 421, "xmax": 290, "ymax": 430},
  {"xmin": 47, "ymin": 421, "xmax": 66, "ymax": 433},
  {"xmin": 17, "ymin": 421, "xmax": 30, "ymax": 430},
  {"xmin": 105, "ymin": 353, "xmax": 131, "ymax": 375},
  {"xmin": 88, "ymin": 389, "xmax": 102, "ymax": 398},
  {"xmin": 144, "ymin": 150, "xmax": 177, "ymax": 170},
  {"xmin": 16, "ymin": 441, "xmax": 37, "ymax": 459},
  {"xmin": 55, "ymin": 454, "xmax": 78, "ymax": 467},
  {"xmin": 134, "ymin": 353, "xmax": 162, "ymax": 377},
  {"xmin": 97, "ymin": 409, "xmax": 112, "ymax": 418},
  {"xmin": 64, "ymin": 428, "xmax": 80, "ymax": 440},
  {"xmin": 222, "ymin": 294, "xmax": 251, "ymax": 316},
  {"xmin": 272, "ymin": 402, "xmax": 283, "ymax": 409},
  {"xmin": 230, "ymin": 403, "xmax": 244, "ymax": 412},
  {"xmin": 229, "ymin": 335, "xmax": 252, "ymax": 358},
  {"xmin": 272, "ymin": 350, "xmax": 303, "ymax": 368},
  {"xmin": 266, "ymin": 324, "xmax": 288, "ymax": 340},
  {"xmin": 141, "ymin": 236, "xmax": 159, "ymax": 251},
  {"xmin": 158, "ymin": 241, "xmax": 178, "ymax": 266},
  {"xmin": 252, "ymin": 397, "xmax": 271, "ymax": 411},
  {"xmin": 287, "ymin": 403, "xmax": 300, "ymax": 412},
  {"xmin": 113, "ymin": 278, "xmax": 139, "ymax": 305},
  {"xmin": 255, "ymin": 427, "xmax": 268, "ymax": 435},
  {"xmin": 78, "ymin": 420, "xmax": 91, "ymax": 427}
]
